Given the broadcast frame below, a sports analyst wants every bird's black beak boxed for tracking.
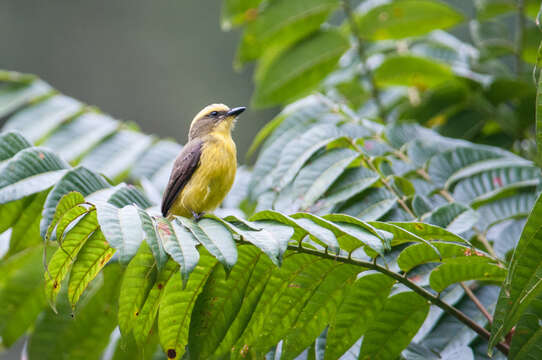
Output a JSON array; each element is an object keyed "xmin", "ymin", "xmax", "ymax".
[{"xmin": 227, "ymin": 107, "xmax": 246, "ymax": 117}]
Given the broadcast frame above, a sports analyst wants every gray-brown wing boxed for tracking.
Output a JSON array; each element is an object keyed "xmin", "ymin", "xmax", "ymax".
[{"xmin": 161, "ymin": 139, "xmax": 203, "ymax": 216}]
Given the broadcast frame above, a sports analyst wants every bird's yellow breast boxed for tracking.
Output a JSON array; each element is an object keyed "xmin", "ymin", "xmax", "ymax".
[{"xmin": 168, "ymin": 131, "xmax": 236, "ymax": 217}]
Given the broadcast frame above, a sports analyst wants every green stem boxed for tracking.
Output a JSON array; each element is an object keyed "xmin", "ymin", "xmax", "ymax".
[
  {"xmin": 342, "ymin": 0, "xmax": 386, "ymax": 120},
  {"xmin": 280, "ymin": 243, "xmax": 510, "ymax": 356}
]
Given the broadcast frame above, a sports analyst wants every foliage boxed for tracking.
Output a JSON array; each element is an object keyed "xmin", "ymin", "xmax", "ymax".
[{"xmin": 1, "ymin": 0, "xmax": 542, "ymax": 359}]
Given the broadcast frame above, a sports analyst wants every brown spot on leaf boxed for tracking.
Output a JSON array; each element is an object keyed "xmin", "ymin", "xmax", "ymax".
[
  {"xmin": 38, "ymin": 152, "xmax": 45, "ymax": 160},
  {"xmin": 288, "ymin": 283, "xmax": 301, "ymax": 288},
  {"xmin": 167, "ymin": 349, "xmax": 176, "ymax": 359},
  {"xmin": 157, "ymin": 222, "xmax": 172, "ymax": 236},
  {"xmin": 135, "ymin": 311, "xmax": 139, "ymax": 316},
  {"xmin": 157, "ymin": 283, "xmax": 163, "ymax": 290},
  {"xmin": 53, "ymin": 281, "xmax": 58, "ymax": 289},
  {"xmin": 415, "ymin": 223, "xmax": 424, "ymax": 230}
]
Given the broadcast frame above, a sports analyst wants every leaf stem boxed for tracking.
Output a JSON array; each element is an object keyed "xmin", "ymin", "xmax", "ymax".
[
  {"xmin": 280, "ymin": 243, "xmax": 510, "ymax": 356},
  {"xmin": 342, "ymin": 0, "xmax": 386, "ymax": 120}
]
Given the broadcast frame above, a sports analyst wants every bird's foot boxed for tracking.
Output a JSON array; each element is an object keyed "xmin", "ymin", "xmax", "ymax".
[{"xmin": 191, "ymin": 210, "xmax": 205, "ymax": 222}]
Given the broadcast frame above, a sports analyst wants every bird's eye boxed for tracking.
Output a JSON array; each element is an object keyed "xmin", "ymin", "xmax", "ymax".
[{"xmin": 210, "ymin": 111, "xmax": 218, "ymax": 116}]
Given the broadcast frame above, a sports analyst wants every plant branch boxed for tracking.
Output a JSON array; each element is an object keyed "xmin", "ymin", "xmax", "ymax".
[
  {"xmin": 349, "ymin": 140, "xmax": 417, "ymax": 219},
  {"xmin": 278, "ymin": 243, "xmax": 510, "ymax": 356},
  {"xmin": 342, "ymin": 0, "xmax": 386, "ymax": 120},
  {"xmin": 460, "ymin": 282, "xmax": 493, "ymax": 324}
]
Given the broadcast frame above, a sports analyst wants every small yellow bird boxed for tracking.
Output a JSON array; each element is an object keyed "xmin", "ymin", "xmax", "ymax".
[{"xmin": 161, "ymin": 104, "xmax": 245, "ymax": 219}]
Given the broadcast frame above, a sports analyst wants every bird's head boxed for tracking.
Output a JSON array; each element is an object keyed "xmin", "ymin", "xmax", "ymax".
[{"xmin": 188, "ymin": 104, "xmax": 246, "ymax": 140}]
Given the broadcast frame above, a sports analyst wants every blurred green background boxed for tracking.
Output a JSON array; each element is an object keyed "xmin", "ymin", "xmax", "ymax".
[{"xmin": 0, "ymin": 0, "xmax": 276, "ymax": 160}]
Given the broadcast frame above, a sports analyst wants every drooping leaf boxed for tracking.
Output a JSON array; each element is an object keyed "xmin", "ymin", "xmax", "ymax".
[
  {"xmin": 68, "ymin": 230, "xmax": 115, "ymax": 307},
  {"xmin": 156, "ymin": 217, "xmax": 200, "ymax": 285},
  {"xmin": 44, "ymin": 191, "xmax": 85, "ymax": 241},
  {"xmin": 188, "ymin": 246, "xmax": 273, "ymax": 359},
  {"xmin": 358, "ymin": 291, "xmax": 430, "ymax": 360},
  {"xmin": 28, "ymin": 264, "xmax": 122, "ymax": 360},
  {"xmin": 325, "ymin": 272, "xmax": 395, "ymax": 360},
  {"xmin": 118, "ymin": 241, "xmax": 157, "ymax": 338},
  {"xmin": 44, "ymin": 211, "xmax": 99, "ymax": 307},
  {"xmin": 158, "ymin": 252, "xmax": 217, "ymax": 360},
  {"xmin": 132, "ymin": 258, "xmax": 179, "ymax": 346}
]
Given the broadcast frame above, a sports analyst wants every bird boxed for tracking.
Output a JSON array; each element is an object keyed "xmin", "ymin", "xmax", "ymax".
[{"xmin": 161, "ymin": 104, "xmax": 245, "ymax": 220}]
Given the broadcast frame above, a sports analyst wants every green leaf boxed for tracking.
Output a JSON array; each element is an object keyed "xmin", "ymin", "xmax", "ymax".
[
  {"xmin": 477, "ymin": 192, "xmax": 535, "ymax": 231},
  {"xmin": 28, "ymin": 264, "xmax": 122, "ymax": 360},
  {"xmin": 156, "ymin": 217, "xmax": 200, "ymax": 285},
  {"xmin": 3, "ymin": 94, "xmax": 83, "ymax": 143},
  {"xmin": 490, "ymin": 192, "xmax": 542, "ymax": 350},
  {"xmin": 0, "ymin": 147, "xmax": 69, "ymax": 204},
  {"xmin": 397, "ymin": 241, "xmax": 488, "ymax": 273},
  {"xmin": 355, "ymin": 0, "xmax": 464, "ymax": 40},
  {"xmin": 107, "ymin": 184, "xmax": 152, "ymax": 209},
  {"xmin": 292, "ymin": 149, "xmax": 359, "ymax": 209},
  {"xmin": 220, "ymin": 0, "xmax": 262, "ymax": 29},
  {"xmin": 132, "ymin": 258, "xmax": 179, "ymax": 346},
  {"xmin": 358, "ymin": 291, "xmax": 430, "ymax": 360},
  {"xmin": 338, "ymin": 187, "xmax": 397, "ymax": 221},
  {"xmin": 0, "ymin": 79, "xmax": 51, "ymax": 119},
  {"xmin": 40, "ymin": 166, "xmax": 110, "ymax": 238},
  {"xmin": 451, "ymin": 161, "xmax": 539, "ymax": 206},
  {"xmin": 188, "ymin": 246, "xmax": 273, "ymax": 359},
  {"xmin": 178, "ymin": 217, "xmax": 238, "ymax": 272},
  {"xmin": 40, "ymin": 112, "xmax": 119, "ymax": 163},
  {"xmin": 251, "ymin": 210, "xmax": 340, "ymax": 252},
  {"xmin": 0, "ymin": 246, "xmax": 49, "ymax": 346},
  {"xmin": 428, "ymin": 146, "xmax": 510, "ymax": 188},
  {"xmin": 509, "ymin": 292, "xmax": 542, "ymax": 359},
  {"xmin": 0, "ymin": 130, "xmax": 31, "ymax": 162},
  {"xmin": 54, "ymin": 205, "xmax": 90, "ymax": 242},
  {"xmin": 95, "ymin": 203, "xmax": 145, "ymax": 264},
  {"xmin": 7, "ymin": 190, "xmax": 48, "ymax": 255},
  {"xmin": 44, "ymin": 211, "xmax": 99, "ymax": 307},
  {"xmin": 138, "ymin": 208, "xmax": 168, "ymax": 271},
  {"xmin": 378, "ymin": 221, "xmax": 469, "ymax": 245},
  {"xmin": 281, "ymin": 262, "xmax": 360, "ymax": 360},
  {"xmin": 158, "ymin": 252, "xmax": 217, "ymax": 360},
  {"xmin": 272, "ymin": 123, "xmax": 343, "ymax": 191},
  {"xmin": 236, "ymin": 0, "xmax": 339, "ymax": 64},
  {"xmin": 44, "ymin": 191, "xmax": 86, "ymax": 241},
  {"xmin": 325, "ymin": 272, "xmax": 395, "ymax": 360},
  {"xmin": 79, "ymin": 129, "xmax": 153, "ymax": 181},
  {"xmin": 217, "ymin": 215, "xmax": 282, "ymax": 266},
  {"xmin": 317, "ymin": 166, "xmax": 379, "ymax": 211},
  {"xmin": 118, "ymin": 241, "xmax": 156, "ymax": 338},
  {"xmin": 130, "ymin": 139, "xmax": 181, "ymax": 181},
  {"xmin": 252, "ymin": 29, "xmax": 349, "ymax": 107},
  {"xmin": 429, "ymin": 260, "xmax": 505, "ymax": 292},
  {"xmin": 324, "ymin": 213, "xmax": 389, "ymax": 253},
  {"xmin": 68, "ymin": 230, "xmax": 115, "ymax": 307},
  {"xmin": 427, "ymin": 202, "xmax": 479, "ymax": 234},
  {"xmin": 232, "ymin": 254, "xmax": 343, "ymax": 358},
  {"xmin": 374, "ymin": 55, "xmax": 454, "ymax": 89}
]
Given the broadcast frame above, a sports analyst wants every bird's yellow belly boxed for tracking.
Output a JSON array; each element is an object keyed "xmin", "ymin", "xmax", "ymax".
[{"xmin": 169, "ymin": 136, "xmax": 236, "ymax": 218}]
